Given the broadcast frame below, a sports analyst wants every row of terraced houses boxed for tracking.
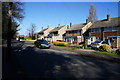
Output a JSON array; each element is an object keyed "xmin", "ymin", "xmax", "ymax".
[{"xmin": 36, "ymin": 15, "xmax": 120, "ymax": 48}]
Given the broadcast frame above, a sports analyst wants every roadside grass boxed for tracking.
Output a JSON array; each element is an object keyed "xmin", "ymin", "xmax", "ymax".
[
  {"xmin": 52, "ymin": 44, "xmax": 76, "ymax": 50},
  {"xmin": 52, "ymin": 44, "xmax": 120, "ymax": 57},
  {"xmin": 52, "ymin": 44, "xmax": 92, "ymax": 50},
  {"xmin": 93, "ymin": 50, "xmax": 120, "ymax": 57}
]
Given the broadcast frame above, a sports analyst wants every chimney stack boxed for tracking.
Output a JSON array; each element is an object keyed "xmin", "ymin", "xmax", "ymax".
[
  {"xmin": 107, "ymin": 14, "xmax": 110, "ymax": 21},
  {"xmin": 70, "ymin": 22, "xmax": 72, "ymax": 27},
  {"xmin": 86, "ymin": 19, "xmax": 89, "ymax": 24},
  {"xmin": 58, "ymin": 24, "xmax": 60, "ymax": 27}
]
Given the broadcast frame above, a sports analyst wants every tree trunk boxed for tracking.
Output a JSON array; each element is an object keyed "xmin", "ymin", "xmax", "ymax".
[{"xmin": 7, "ymin": 2, "xmax": 13, "ymax": 59}]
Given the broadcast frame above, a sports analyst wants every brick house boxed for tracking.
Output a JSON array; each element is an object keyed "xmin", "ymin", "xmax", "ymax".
[
  {"xmin": 64, "ymin": 20, "xmax": 92, "ymax": 44},
  {"xmin": 45, "ymin": 24, "xmax": 67, "ymax": 42},
  {"xmin": 89, "ymin": 15, "xmax": 120, "ymax": 48},
  {"xmin": 37, "ymin": 27, "xmax": 52, "ymax": 39}
]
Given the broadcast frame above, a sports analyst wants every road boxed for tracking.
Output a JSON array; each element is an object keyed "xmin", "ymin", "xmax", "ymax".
[{"xmin": 15, "ymin": 41, "xmax": 120, "ymax": 79}]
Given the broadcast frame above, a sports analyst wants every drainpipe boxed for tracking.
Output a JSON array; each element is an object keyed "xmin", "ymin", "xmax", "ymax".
[{"xmin": 101, "ymin": 27, "xmax": 104, "ymax": 41}]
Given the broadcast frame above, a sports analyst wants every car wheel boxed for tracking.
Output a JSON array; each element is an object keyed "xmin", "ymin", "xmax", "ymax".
[
  {"xmin": 47, "ymin": 47, "xmax": 50, "ymax": 49},
  {"xmin": 38, "ymin": 45, "xmax": 42, "ymax": 49}
]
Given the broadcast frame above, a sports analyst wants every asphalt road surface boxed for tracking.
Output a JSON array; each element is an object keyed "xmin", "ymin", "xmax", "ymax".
[{"xmin": 15, "ymin": 41, "xmax": 120, "ymax": 79}]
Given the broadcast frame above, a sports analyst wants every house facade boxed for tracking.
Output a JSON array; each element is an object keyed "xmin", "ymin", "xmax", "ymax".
[
  {"xmin": 89, "ymin": 15, "xmax": 120, "ymax": 48},
  {"xmin": 37, "ymin": 27, "xmax": 52, "ymax": 39},
  {"xmin": 64, "ymin": 20, "xmax": 92, "ymax": 44},
  {"xmin": 45, "ymin": 24, "xmax": 67, "ymax": 42}
]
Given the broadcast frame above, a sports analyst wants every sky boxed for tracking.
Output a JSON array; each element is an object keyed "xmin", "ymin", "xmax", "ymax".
[{"xmin": 18, "ymin": 2, "xmax": 119, "ymax": 35}]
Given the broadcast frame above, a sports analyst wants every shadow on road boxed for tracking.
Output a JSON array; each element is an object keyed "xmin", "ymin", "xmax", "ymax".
[
  {"xmin": 16, "ymin": 46, "xmax": 76, "ymax": 79},
  {"xmin": 3, "ymin": 44, "xmax": 120, "ymax": 80}
]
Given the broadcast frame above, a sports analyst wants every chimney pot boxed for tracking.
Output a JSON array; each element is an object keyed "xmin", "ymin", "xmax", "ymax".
[
  {"xmin": 86, "ymin": 19, "xmax": 88, "ymax": 24},
  {"xmin": 70, "ymin": 22, "xmax": 72, "ymax": 27},
  {"xmin": 58, "ymin": 24, "xmax": 60, "ymax": 27},
  {"xmin": 107, "ymin": 14, "xmax": 110, "ymax": 21}
]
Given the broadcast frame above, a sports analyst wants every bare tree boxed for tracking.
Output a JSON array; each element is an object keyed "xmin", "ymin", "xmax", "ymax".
[
  {"xmin": 88, "ymin": 4, "xmax": 97, "ymax": 23},
  {"xmin": 28, "ymin": 24, "xmax": 37, "ymax": 39}
]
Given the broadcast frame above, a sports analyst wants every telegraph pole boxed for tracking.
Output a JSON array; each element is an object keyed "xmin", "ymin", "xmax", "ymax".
[{"xmin": 7, "ymin": 2, "xmax": 13, "ymax": 59}]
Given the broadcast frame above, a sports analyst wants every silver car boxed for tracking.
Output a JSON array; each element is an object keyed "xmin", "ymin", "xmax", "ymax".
[{"xmin": 91, "ymin": 41, "xmax": 110, "ymax": 48}]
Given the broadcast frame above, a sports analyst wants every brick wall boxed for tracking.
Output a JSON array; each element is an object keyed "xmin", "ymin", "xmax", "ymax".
[
  {"xmin": 117, "ymin": 27, "xmax": 120, "ymax": 36},
  {"xmin": 112, "ymin": 39, "xmax": 117, "ymax": 48},
  {"xmin": 66, "ymin": 33, "xmax": 80, "ymax": 36},
  {"xmin": 89, "ymin": 32, "xmax": 102, "ymax": 38},
  {"xmin": 104, "ymin": 31, "xmax": 117, "ymax": 37},
  {"xmin": 117, "ymin": 37, "xmax": 120, "ymax": 48}
]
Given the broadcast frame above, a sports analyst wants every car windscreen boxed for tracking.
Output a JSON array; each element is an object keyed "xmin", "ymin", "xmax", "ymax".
[
  {"xmin": 93, "ymin": 41, "xmax": 101, "ymax": 43},
  {"xmin": 38, "ymin": 40, "xmax": 48, "ymax": 43},
  {"xmin": 19, "ymin": 37, "xmax": 24, "ymax": 39}
]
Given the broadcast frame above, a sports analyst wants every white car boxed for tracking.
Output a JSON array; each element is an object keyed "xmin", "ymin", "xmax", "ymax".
[{"xmin": 91, "ymin": 41, "xmax": 110, "ymax": 48}]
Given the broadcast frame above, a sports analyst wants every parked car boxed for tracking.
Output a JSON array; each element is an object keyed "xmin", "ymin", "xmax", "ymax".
[
  {"xmin": 56, "ymin": 40, "xmax": 65, "ymax": 42},
  {"xmin": 18, "ymin": 37, "xmax": 24, "ymax": 41},
  {"xmin": 34, "ymin": 39, "xmax": 51, "ymax": 49},
  {"xmin": 91, "ymin": 41, "xmax": 111, "ymax": 48}
]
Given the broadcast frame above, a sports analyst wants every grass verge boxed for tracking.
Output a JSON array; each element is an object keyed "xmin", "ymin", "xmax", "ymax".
[
  {"xmin": 92, "ymin": 51, "xmax": 120, "ymax": 57},
  {"xmin": 52, "ymin": 44, "xmax": 76, "ymax": 50}
]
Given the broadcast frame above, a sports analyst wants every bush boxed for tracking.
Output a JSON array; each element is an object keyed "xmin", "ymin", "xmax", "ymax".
[
  {"xmin": 25, "ymin": 37, "xmax": 32, "ymax": 40},
  {"xmin": 53, "ymin": 41, "xmax": 68, "ymax": 46},
  {"xmin": 115, "ymin": 48, "xmax": 120, "ymax": 55},
  {"xmin": 99, "ymin": 44, "xmax": 111, "ymax": 52}
]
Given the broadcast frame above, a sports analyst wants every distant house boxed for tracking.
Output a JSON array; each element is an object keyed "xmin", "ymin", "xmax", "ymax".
[
  {"xmin": 37, "ymin": 27, "xmax": 52, "ymax": 39},
  {"xmin": 64, "ymin": 20, "xmax": 92, "ymax": 44},
  {"xmin": 89, "ymin": 14, "xmax": 120, "ymax": 48},
  {"xmin": 46, "ymin": 24, "xmax": 67, "ymax": 42}
]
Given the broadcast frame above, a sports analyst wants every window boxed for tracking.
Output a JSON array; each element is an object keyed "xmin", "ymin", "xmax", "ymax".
[
  {"xmin": 112, "ymin": 27, "xmax": 117, "ymax": 31},
  {"xmin": 91, "ymin": 28, "xmax": 101, "ymax": 33},
  {"xmin": 104, "ymin": 27, "xmax": 117, "ymax": 32},
  {"xmin": 72, "ymin": 38, "xmax": 76, "ymax": 41},
  {"xmin": 102, "ymin": 41, "xmax": 108, "ymax": 45},
  {"xmin": 104, "ymin": 27, "xmax": 112, "ymax": 32},
  {"xmin": 74, "ymin": 30, "xmax": 80, "ymax": 33}
]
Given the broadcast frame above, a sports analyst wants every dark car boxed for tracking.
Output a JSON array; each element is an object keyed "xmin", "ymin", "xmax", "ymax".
[
  {"xmin": 18, "ymin": 37, "xmax": 24, "ymax": 41},
  {"xmin": 34, "ymin": 39, "xmax": 51, "ymax": 49}
]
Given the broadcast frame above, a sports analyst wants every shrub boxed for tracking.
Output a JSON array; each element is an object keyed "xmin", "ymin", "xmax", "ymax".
[
  {"xmin": 25, "ymin": 37, "xmax": 32, "ymax": 40},
  {"xmin": 99, "ymin": 44, "xmax": 111, "ymax": 52},
  {"xmin": 53, "ymin": 41, "xmax": 68, "ymax": 46},
  {"xmin": 115, "ymin": 48, "xmax": 120, "ymax": 55}
]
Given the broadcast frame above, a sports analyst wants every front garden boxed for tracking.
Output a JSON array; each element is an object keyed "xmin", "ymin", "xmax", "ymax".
[{"xmin": 51, "ymin": 41, "xmax": 120, "ymax": 57}]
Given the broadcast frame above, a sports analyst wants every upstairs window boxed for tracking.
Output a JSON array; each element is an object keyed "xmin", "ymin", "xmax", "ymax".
[
  {"xmin": 74, "ymin": 30, "xmax": 80, "ymax": 34},
  {"xmin": 104, "ymin": 27, "xmax": 117, "ymax": 32},
  {"xmin": 91, "ymin": 28, "xmax": 101, "ymax": 33}
]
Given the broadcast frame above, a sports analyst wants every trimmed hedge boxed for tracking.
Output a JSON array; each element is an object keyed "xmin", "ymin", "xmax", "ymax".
[
  {"xmin": 53, "ymin": 41, "xmax": 68, "ymax": 46},
  {"xmin": 99, "ymin": 44, "xmax": 111, "ymax": 52}
]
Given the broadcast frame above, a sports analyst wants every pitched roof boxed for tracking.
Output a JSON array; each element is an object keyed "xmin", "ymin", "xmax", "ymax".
[
  {"xmin": 66, "ymin": 23, "xmax": 86, "ymax": 31},
  {"xmin": 90, "ymin": 17, "xmax": 120, "ymax": 29},
  {"xmin": 38, "ymin": 28, "xmax": 48, "ymax": 33},
  {"xmin": 50, "ymin": 26, "xmax": 65, "ymax": 32}
]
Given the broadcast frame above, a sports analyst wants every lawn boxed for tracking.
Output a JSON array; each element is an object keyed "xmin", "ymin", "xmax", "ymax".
[
  {"xmin": 52, "ymin": 44, "xmax": 76, "ymax": 50},
  {"xmin": 52, "ymin": 44, "xmax": 120, "ymax": 57},
  {"xmin": 93, "ymin": 51, "xmax": 120, "ymax": 57}
]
